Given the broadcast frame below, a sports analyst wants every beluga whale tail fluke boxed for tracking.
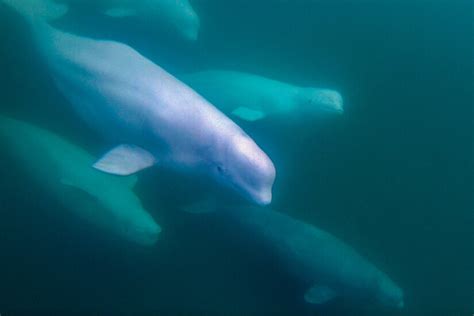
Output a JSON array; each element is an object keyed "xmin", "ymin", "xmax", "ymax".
[{"xmin": 4, "ymin": 0, "xmax": 276, "ymax": 206}]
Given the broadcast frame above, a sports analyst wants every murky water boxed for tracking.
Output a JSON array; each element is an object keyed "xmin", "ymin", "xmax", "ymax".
[{"xmin": 0, "ymin": 1, "xmax": 472, "ymax": 315}]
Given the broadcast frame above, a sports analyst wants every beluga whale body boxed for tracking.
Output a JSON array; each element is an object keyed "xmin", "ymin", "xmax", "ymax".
[
  {"xmin": 4, "ymin": 0, "xmax": 276, "ymax": 206},
  {"xmin": 190, "ymin": 204, "xmax": 404, "ymax": 309},
  {"xmin": 181, "ymin": 70, "xmax": 344, "ymax": 122},
  {"xmin": 0, "ymin": 116, "xmax": 161, "ymax": 245},
  {"xmin": 55, "ymin": 0, "xmax": 200, "ymax": 41}
]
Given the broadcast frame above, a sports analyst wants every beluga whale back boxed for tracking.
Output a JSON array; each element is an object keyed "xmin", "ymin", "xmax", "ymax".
[{"xmin": 3, "ymin": 0, "xmax": 276, "ymax": 206}]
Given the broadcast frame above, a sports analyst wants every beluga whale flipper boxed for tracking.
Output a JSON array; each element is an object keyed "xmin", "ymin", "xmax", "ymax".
[
  {"xmin": 188, "ymin": 204, "xmax": 404, "ymax": 309},
  {"xmin": 0, "ymin": 116, "xmax": 161, "ymax": 245},
  {"xmin": 181, "ymin": 70, "xmax": 344, "ymax": 122},
  {"xmin": 4, "ymin": 0, "xmax": 276, "ymax": 206},
  {"xmin": 55, "ymin": 0, "xmax": 200, "ymax": 41}
]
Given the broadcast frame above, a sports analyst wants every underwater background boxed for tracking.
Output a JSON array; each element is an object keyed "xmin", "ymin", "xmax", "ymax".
[{"xmin": 0, "ymin": 0, "xmax": 472, "ymax": 315}]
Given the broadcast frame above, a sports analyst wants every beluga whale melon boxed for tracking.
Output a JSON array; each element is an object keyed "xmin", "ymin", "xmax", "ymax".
[
  {"xmin": 3, "ymin": 0, "xmax": 276, "ymax": 206},
  {"xmin": 181, "ymin": 70, "xmax": 344, "ymax": 122},
  {"xmin": 0, "ymin": 116, "xmax": 161, "ymax": 245}
]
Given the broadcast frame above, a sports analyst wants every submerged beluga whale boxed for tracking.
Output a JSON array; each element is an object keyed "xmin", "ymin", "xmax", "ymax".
[
  {"xmin": 55, "ymin": 0, "xmax": 201, "ymax": 41},
  {"xmin": 0, "ymin": 116, "xmax": 161, "ymax": 245},
  {"xmin": 181, "ymin": 70, "xmax": 344, "ymax": 122},
  {"xmin": 4, "ymin": 0, "xmax": 276, "ymax": 206},
  {"xmin": 190, "ymin": 204, "xmax": 404, "ymax": 309}
]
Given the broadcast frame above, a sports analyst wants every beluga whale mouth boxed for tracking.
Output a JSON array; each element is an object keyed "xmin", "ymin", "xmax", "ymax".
[
  {"xmin": 127, "ymin": 221, "xmax": 162, "ymax": 246},
  {"xmin": 246, "ymin": 187, "xmax": 272, "ymax": 206},
  {"xmin": 256, "ymin": 190, "xmax": 272, "ymax": 206}
]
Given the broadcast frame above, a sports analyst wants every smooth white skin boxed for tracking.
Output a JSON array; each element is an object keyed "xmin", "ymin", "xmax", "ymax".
[
  {"xmin": 34, "ymin": 23, "xmax": 275, "ymax": 205},
  {"xmin": 181, "ymin": 70, "xmax": 344, "ymax": 118},
  {"xmin": 0, "ymin": 116, "xmax": 161, "ymax": 245}
]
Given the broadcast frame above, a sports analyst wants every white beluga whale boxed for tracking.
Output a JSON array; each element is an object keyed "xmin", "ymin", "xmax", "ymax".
[
  {"xmin": 4, "ymin": 0, "xmax": 68, "ymax": 20},
  {"xmin": 55, "ymin": 0, "xmax": 200, "ymax": 41},
  {"xmin": 4, "ymin": 0, "xmax": 276, "ymax": 206},
  {"xmin": 181, "ymin": 70, "xmax": 344, "ymax": 122},
  {"xmin": 0, "ymin": 116, "xmax": 161, "ymax": 245},
  {"xmin": 188, "ymin": 204, "xmax": 404, "ymax": 309}
]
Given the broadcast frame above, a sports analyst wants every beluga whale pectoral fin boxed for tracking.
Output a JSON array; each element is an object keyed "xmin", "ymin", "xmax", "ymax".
[
  {"xmin": 93, "ymin": 144, "xmax": 157, "ymax": 176},
  {"xmin": 231, "ymin": 107, "xmax": 266, "ymax": 122},
  {"xmin": 304, "ymin": 285, "xmax": 338, "ymax": 305}
]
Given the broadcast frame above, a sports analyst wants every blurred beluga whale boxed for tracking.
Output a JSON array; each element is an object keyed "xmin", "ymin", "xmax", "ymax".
[
  {"xmin": 3, "ymin": 0, "xmax": 276, "ymax": 206},
  {"xmin": 0, "ymin": 116, "xmax": 161, "ymax": 245},
  {"xmin": 181, "ymin": 70, "xmax": 344, "ymax": 122},
  {"xmin": 189, "ymin": 204, "xmax": 404, "ymax": 309},
  {"xmin": 55, "ymin": 0, "xmax": 200, "ymax": 41}
]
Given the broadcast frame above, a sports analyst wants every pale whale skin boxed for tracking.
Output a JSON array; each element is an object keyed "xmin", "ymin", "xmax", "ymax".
[
  {"xmin": 27, "ymin": 21, "xmax": 275, "ymax": 205},
  {"xmin": 210, "ymin": 206, "xmax": 404, "ymax": 308},
  {"xmin": 0, "ymin": 116, "xmax": 161, "ymax": 245},
  {"xmin": 181, "ymin": 70, "xmax": 344, "ymax": 122}
]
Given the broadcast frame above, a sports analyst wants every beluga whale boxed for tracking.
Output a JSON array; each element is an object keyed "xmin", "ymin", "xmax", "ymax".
[
  {"xmin": 3, "ymin": 0, "xmax": 276, "ymax": 206},
  {"xmin": 181, "ymin": 70, "xmax": 344, "ymax": 122},
  {"xmin": 0, "ymin": 116, "xmax": 161, "ymax": 245},
  {"xmin": 188, "ymin": 204, "xmax": 404, "ymax": 309},
  {"xmin": 55, "ymin": 0, "xmax": 200, "ymax": 41}
]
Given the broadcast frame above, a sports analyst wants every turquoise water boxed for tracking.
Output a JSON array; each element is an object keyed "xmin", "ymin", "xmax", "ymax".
[{"xmin": 0, "ymin": 1, "xmax": 472, "ymax": 315}]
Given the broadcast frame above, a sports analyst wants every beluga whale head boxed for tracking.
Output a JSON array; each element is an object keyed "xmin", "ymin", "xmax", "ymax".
[
  {"xmin": 98, "ymin": 194, "xmax": 162, "ymax": 246},
  {"xmin": 155, "ymin": 0, "xmax": 200, "ymax": 41},
  {"xmin": 211, "ymin": 134, "xmax": 276, "ymax": 206},
  {"xmin": 84, "ymin": 183, "xmax": 161, "ymax": 246},
  {"xmin": 374, "ymin": 272, "xmax": 404, "ymax": 309},
  {"xmin": 298, "ymin": 87, "xmax": 344, "ymax": 114}
]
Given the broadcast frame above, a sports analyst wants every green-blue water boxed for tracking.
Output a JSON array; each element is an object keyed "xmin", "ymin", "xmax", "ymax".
[{"xmin": 0, "ymin": 1, "xmax": 472, "ymax": 315}]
